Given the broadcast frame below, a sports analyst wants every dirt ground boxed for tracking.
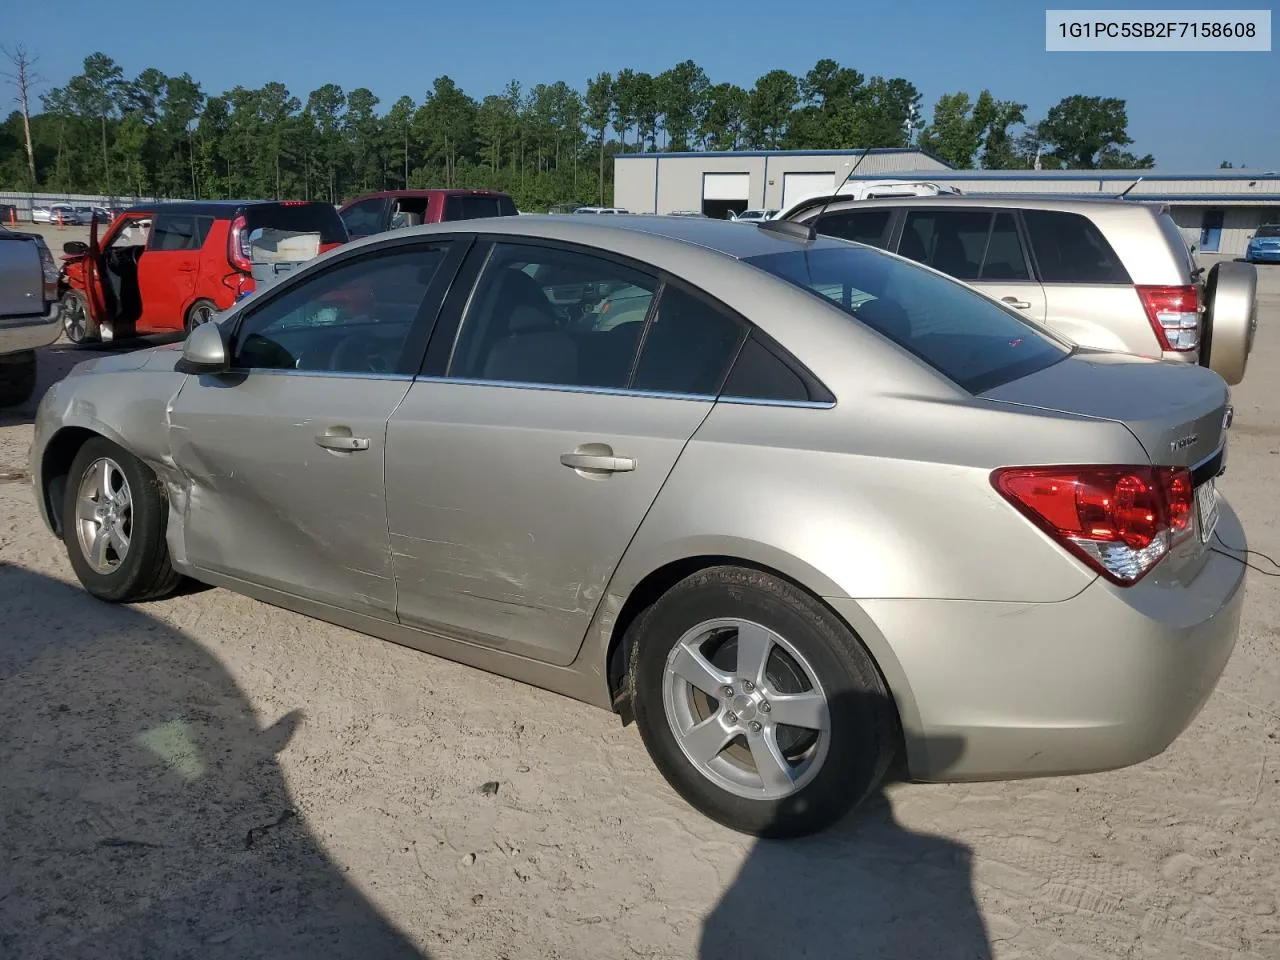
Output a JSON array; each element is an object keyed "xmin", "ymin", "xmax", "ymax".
[{"xmin": 1, "ymin": 255, "xmax": 1278, "ymax": 960}]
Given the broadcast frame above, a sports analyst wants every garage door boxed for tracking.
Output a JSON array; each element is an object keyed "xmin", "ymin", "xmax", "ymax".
[
  {"xmin": 782, "ymin": 172, "xmax": 835, "ymax": 210},
  {"xmin": 703, "ymin": 173, "xmax": 750, "ymax": 201}
]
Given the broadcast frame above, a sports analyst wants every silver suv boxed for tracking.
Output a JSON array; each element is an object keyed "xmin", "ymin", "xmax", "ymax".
[{"xmin": 779, "ymin": 194, "xmax": 1256, "ymax": 385}]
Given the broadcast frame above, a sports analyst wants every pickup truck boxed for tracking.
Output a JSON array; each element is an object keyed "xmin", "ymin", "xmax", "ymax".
[
  {"xmin": 0, "ymin": 226, "xmax": 60, "ymax": 406},
  {"xmin": 338, "ymin": 188, "xmax": 517, "ymax": 240}
]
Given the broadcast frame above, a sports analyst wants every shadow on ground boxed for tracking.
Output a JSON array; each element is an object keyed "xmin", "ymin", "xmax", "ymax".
[
  {"xmin": 700, "ymin": 704, "xmax": 990, "ymax": 960},
  {"xmin": 0, "ymin": 562, "xmax": 426, "ymax": 959}
]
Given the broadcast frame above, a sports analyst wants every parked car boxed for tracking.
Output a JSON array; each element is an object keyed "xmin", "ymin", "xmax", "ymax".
[
  {"xmin": 573, "ymin": 206, "xmax": 629, "ymax": 215},
  {"xmin": 32, "ymin": 203, "xmax": 82, "ymax": 225},
  {"xmin": 58, "ymin": 199, "xmax": 348, "ymax": 343},
  {"xmin": 31, "ymin": 215, "xmax": 1244, "ymax": 838},
  {"xmin": 0, "ymin": 225, "xmax": 60, "ymax": 406},
  {"xmin": 730, "ymin": 209, "xmax": 778, "ymax": 223},
  {"xmin": 667, "ymin": 210, "xmax": 708, "ymax": 218},
  {"xmin": 1244, "ymin": 224, "xmax": 1280, "ymax": 264},
  {"xmin": 779, "ymin": 193, "xmax": 1257, "ymax": 385},
  {"xmin": 338, "ymin": 189, "xmax": 517, "ymax": 240}
]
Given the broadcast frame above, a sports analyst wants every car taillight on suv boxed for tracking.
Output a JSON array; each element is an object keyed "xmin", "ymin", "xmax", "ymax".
[
  {"xmin": 228, "ymin": 214, "xmax": 253, "ymax": 274},
  {"xmin": 991, "ymin": 465, "xmax": 1194, "ymax": 585},
  {"xmin": 1137, "ymin": 285, "xmax": 1201, "ymax": 352}
]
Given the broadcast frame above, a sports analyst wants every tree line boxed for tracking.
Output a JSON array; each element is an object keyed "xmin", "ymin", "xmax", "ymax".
[{"xmin": 0, "ymin": 49, "xmax": 1154, "ymax": 212}]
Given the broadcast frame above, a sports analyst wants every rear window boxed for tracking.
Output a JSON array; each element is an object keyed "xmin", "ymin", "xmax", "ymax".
[
  {"xmin": 243, "ymin": 202, "xmax": 348, "ymax": 244},
  {"xmin": 443, "ymin": 195, "xmax": 517, "ymax": 221},
  {"xmin": 744, "ymin": 244, "xmax": 1071, "ymax": 394},
  {"xmin": 1021, "ymin": 209, "xmax": 1131, "ymax": 285},
  {"xmin": 1256, "ymin": 224, "xmax": 1280, "ymax": 238}
]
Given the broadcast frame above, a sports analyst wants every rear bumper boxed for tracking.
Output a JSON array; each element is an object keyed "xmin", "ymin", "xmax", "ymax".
[
  {"xmin": 0, "ymin": 299, "xmax": 61, "ymax": 356},
  {"xmin": 836, "ymin": 499, "xmax": 1245, "ymax": 782}
]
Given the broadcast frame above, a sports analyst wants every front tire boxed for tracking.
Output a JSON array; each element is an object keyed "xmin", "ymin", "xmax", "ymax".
[
  {"xmin": 629, "ymin": 566, "xmax": 897, "ymax": 838},
  {"xmin": 61, "ymin": 289, "xmax": 99, "ymax": 344},
  {"xmin": 61, "ymin": 437, "xmax": 184, "ymax": 603}
]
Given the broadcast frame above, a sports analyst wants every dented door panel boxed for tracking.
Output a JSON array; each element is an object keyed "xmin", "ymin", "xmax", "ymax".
[
  {"xmin": 167, "ymin": 370, "xmax": 410, "ymax": 618},
  {"xmin": 384, "ymin": 381, "xmax": 712, "ymax": 666}
]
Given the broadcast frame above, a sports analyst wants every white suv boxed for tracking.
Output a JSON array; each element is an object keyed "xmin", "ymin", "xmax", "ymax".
[{"xmin": 780, "ymin": 194, "xmax": 1257, "ymax": 385}]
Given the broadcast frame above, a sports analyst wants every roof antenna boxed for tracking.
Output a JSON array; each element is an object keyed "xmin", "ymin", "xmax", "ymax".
[
  {"xmin": 1118, "ymin": 176, "xmax": 1144, "ymax": 199},
  {"xmin": 758, "ymin": 143, "xmax": 874, "ymax": 243}
]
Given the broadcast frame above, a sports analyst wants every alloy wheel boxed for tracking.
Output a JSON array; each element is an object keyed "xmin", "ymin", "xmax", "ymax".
[
  {"xmin": 662, "ymin": 617, "xmax": 831, "ymax": 800},
  {"xmin": 62, "ymin": 295, "xmax": 87, "ymax": 343},
  {"xmin": 73, "ymin": 457, "xmax": 133, "ymax": 574}
]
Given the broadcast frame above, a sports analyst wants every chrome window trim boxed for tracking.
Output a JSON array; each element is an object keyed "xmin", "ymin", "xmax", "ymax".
[
  {"xmin": 413, "ymin": 374, "xmax": 836, "ymax": 408},
  {"xmin": 231, "ymin": 368, "xmax": 414, "ymax": 382}
]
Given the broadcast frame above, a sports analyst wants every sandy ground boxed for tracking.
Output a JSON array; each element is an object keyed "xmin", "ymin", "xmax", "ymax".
[{"xmin": 1, "ymin": 255, "xmax": 1279, "ymax": 960}]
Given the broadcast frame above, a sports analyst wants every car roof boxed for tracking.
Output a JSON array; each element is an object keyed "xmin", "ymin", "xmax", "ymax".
[
  {"xmin": 120, "ymin": 200, "xmax": 335, "ymax": 218},
  {"xmin": 373, "ymin": 212, "xmax": 852, "ymax": 261},
  {"xmin": 792, "ymin": 193, "xmax": 1165, "ymax": 216},
  {"xmin": 344, "ymin": 188, "xmax": 511, "ymax": 203}
]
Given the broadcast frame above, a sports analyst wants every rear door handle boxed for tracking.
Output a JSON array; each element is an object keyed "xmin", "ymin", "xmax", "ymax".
[
  {"xmin": 560, "ymin": 452, "xmax": 636, "ymax": 473},
  {"xmin": 1001, "ymin": 297, "xmax": 1032, "ymax": 309},
  {"xmin": 315, "ymin": 434, "xmax": 370, "ymax": 452}
]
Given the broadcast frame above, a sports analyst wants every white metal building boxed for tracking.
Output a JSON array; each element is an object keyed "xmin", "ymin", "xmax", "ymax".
[
  {"xmin": 612, "ymin": 148, "xmax": 952, "ymax": 220},
  {"xmin": 613, "ymin": 152, "xmax": 1280, "ymax": 258}
]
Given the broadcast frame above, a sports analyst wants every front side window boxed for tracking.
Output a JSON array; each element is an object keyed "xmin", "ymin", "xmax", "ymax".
[
  {"xmin": 340, "ymin": 198, "xmax": 386, "ymax": 237},
  {"xmin": 232, "ymin": 244, "xmax": 451, "ymax": 374},
  {"xmin": 745, "ymin": 244, "xmax": 1071, "ymax": 394},
  {"xmin": 448, "ymin": 243, "xmax": 657, "ymax": 389}
]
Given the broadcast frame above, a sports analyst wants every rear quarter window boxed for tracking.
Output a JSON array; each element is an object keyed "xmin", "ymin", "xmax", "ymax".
[{"xmin": 1021, "ymin": 209, "xmax": 1131, "ymax": 285}]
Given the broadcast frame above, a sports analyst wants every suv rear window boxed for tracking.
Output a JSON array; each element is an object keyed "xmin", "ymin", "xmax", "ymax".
[
  {"xmin": 1021, "ymin": 209, "xmax": 1131, "ymax": 285},
  {"xmin": 443, "ymin": 195, "xmax": 517, "ymax": 221},
  {"xmin": 745, "ymin": 244, "xmax": 1071, "ymax": 394},
  {"xmin": 243, "ymin": 202, "xmax": 348, "ymax": 245},
  {"xmin": 1255, "ymin": 224, "xmax": 1280, "ymax": 238}
]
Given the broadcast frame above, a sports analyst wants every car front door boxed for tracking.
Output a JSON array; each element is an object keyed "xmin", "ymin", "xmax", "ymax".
[
  {"xmin": 138, "ymin": 211, "xmax": 212, "ymax": 333},
  {"xmin": 167, "ymin": 238, "xmax": 465, "ymax": 619},
  {"xmin": 895, "ymin": 208, "xmax": 1048, "ymax": 325},
  {"xmin": 385, "ymin": 241, "xmax": 749, "ymax": 665}
]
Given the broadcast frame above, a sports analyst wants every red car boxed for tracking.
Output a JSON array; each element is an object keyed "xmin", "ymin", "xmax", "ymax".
[
  {"xmin": 59, "ymin": 200, "xmax": 349, "ymax": 343},
  {"xmin": 338, "ymin": 189, "xmax": 518, "ymax": 240}
]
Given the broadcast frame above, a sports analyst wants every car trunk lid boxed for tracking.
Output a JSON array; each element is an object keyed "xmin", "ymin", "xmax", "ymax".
[{"xmin": 982, "ymin": 349, "xmax": 1229, "ymax": 470}]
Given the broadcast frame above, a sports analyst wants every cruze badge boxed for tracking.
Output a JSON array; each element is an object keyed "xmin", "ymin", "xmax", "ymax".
[{"xmin": 1170, "ymin": 434, "xmax": 1199, "ymax": 453}]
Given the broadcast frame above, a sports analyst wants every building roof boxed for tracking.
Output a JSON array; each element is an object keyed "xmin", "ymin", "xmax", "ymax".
[
  {"xmin": 845, "ymin": 168, "xmax": 1280, "ymax": 182},
  {"xmin": 618, "ymin": 147, "xmax": 955, "ymax": 167}
]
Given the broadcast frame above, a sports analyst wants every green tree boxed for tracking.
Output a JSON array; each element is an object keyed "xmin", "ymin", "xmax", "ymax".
[
  {"xmin": 584, "ymin": 71, "xmax": 612, "ymax": 204},
  {"xmin": 745, "ymin": 70, "xmax": 798, "ymax": 149},
  {"xmin": 1037, "ymin": 94, "xmax": 1151, "ymax": 169},
  {"xmin": 699, "ymin": 83, "xmax": 747, "ymax": 150},
  {"xmin": 656, "ymin": 60, "xmax": 709, "ymax": 151},
  {"xmin": 67, "ymin": 53, "xmax": 124, "ymax": 194}
]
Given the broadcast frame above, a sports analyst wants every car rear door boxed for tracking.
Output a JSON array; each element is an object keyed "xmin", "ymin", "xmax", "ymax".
[
  {"xmin": 894, "ymin": 208, "xmax": 1048, "ymax": 324},
  {"xmin": 384, "ymin": 239, "xmax": 748, "ymax": 666},
  {"xmin": 167, "ymin": 238, "xmax": 466, "ymax": 619},
  {"xmin": 138, "ymin": 211, "xmax": 212, "ymax": 333}
]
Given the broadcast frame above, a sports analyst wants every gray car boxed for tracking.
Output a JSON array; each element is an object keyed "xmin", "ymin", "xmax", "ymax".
[{"xmin": 30, "ymin": 215, "xmax": 1245, "ymax": 837}]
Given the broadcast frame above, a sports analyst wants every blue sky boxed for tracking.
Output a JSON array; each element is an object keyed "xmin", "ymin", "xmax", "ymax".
[{"xmin": 9, "ymin": 0, "xmax": 1277, "ymax": 169}]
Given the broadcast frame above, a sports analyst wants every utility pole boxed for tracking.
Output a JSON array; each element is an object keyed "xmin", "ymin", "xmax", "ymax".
[{"xmin": 2, "ymin": 45, "xmax": 42, "ymax": 186}]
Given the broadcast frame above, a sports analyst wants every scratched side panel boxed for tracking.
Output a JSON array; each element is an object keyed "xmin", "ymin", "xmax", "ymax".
[{"xmin": 166, "ymin": 372, "xmax": 409, "ymax": 619}]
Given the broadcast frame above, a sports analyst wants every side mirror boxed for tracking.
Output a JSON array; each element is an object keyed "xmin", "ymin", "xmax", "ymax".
[
  {"xmin": 63, "ymin": 240, "xmax": 88, "ymax": 256},
  {"xmin": 178, "ymin": 319, "xmax": 229, "ymax": 374}
]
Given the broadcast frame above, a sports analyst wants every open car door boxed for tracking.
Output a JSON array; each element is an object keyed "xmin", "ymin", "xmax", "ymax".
[{"xmin": 84, "ymin": 214, "xmax": 113, "ymax": 338}]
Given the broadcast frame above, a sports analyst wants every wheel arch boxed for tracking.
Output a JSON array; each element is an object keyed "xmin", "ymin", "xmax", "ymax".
[
  {"xmin": 593, "ymin": 542, "xmax": 923, "ymax": 753},
  {"xmin": 40, "ymin": 425, "xmax": 130, "ymax": 536}
]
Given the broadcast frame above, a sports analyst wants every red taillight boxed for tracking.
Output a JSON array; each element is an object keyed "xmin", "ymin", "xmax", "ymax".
[
  {"xmin": 279, "ymin": 200, "xmax": 307, "ymax": 206},
  {"xmin": 1136, "ymin": 284, "xmax": 1200, "ymax": 352},
  {"xmin": 991, "ymin": 465, "xmax": 1194, "ymax": 585},
  {"xmin": 228, "ymin": 214, "xmax": 252, "ymax": 274}
]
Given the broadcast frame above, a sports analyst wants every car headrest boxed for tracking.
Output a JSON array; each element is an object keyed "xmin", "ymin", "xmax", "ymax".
[{"xmin": 508, "ymin": 304, "xmax": 554, "ymax": 334}]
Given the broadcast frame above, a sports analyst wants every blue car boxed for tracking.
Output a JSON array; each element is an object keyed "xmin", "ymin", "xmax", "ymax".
[{"xmin": 1245, "ymin": 224, "xmax": 1280, "ymax": 264}]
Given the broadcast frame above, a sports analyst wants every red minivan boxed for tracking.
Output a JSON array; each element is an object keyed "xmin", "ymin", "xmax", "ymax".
[{"xmin": 59, "ymin": 200, "xmax": 349, "ymax": 343}]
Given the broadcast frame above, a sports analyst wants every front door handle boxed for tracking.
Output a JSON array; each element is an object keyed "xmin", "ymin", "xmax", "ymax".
[
  {"xmin": 1001, "ymin": 296, "xmax": 1032, "ymax": 310},
  {"xmin": 315, "ymin": 434, "xmax": 370, "ymax": 452},
  {"xmin": 560, "ymin": 452, "xmax": 636, "ymax": 473}
]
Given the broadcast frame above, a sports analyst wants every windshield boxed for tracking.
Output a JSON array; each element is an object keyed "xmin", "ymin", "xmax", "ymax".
[
  {"xmin": 1256, "ymin": 224, "xmax": 1280, "ymax": 238},
  {"xmin": 745, "ymin": 244, "xmax": 1072, "ymax": 394}
]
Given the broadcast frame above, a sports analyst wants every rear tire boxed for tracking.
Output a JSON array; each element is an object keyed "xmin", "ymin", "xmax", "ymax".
[
  {"xmin": 184, "ymin": 299, "xmax": 218, "ymax": 333},
  {"xmin": 629, "ymin": 565, "xmax": 897, "ymax": 838},
  {"xmin": 61, "ymin": 437, "xmax": 184, "ymax": 603},
  {"xmin": 0, "ymin": 350, "xmax": 37, "ymax": 408},
  {"xmin": 61, "ymin": 289, "xmax": 99, "ymax": 344}
]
